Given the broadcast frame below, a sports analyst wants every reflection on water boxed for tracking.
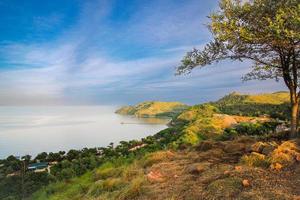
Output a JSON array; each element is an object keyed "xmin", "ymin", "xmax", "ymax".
[{"xmin": 0, "ymin": 106, "xmax": 168, "ymax": 158}]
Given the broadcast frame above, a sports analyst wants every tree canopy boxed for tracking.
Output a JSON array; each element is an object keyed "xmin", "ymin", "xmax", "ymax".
[{"xmin": 177, "ymin": 0, "xmax": 300, "ymax": 137}]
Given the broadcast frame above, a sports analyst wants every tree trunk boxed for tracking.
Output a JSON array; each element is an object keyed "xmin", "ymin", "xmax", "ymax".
[{"xmin": 290, "ymin": 97, "xmax": 299, "ymax": 138}]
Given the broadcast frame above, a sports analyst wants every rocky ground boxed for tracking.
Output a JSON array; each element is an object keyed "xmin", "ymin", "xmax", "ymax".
[{"xmin": 140, "ymin": 137, "xmax": 300, "ymax": 200}]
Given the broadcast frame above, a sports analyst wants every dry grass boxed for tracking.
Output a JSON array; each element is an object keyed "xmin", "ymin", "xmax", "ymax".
[
  {"xmin": 241, "ymin": 152, "xmax": 271, "ymax": 168},
  {"xmin": 117, "ymin": 176, "xmax": 146, "ymax": 200},
  {"xmin": 141, "ymin": 151, "xmax": 175, "ymax": 167},
  {"xmin": 246, "ymin": 92, "xmax": 289, "ymax": 105},
  {"xmin": 206, "ymin": 177, "xmax": 243, "ymax": 199},
  {"xmin": 270, "ymin": 140, "xmax": 300, "ymax": 166}
]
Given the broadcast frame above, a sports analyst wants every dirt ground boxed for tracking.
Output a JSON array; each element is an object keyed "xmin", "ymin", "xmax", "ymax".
[{"xmin": 139, "ymin": 138, "xmax": 300, "ymax": 200}]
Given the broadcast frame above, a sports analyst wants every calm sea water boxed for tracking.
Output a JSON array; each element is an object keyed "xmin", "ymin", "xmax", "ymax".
[{"xmin": 0, "ymin": 106, "xmax": 168, "ymax": 159}]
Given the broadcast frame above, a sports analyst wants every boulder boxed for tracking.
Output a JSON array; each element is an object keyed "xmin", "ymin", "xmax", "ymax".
[
  {"xmin": 147, "ymin": 170, "xmax": 164, "ymax": 182},
  {"xmin": 242, "ymin": 179, "xmax": 250, "ymax": 187}
]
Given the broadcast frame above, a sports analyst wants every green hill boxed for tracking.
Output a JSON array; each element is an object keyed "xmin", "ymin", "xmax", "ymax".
[
  {"xmin": 168, "ymin": 91, "xmax": 290, "ymax": 145},
  {"xmin": 212, "ymin": 91, "xmax": 290, "ymax": 119},
  {"xmin": 115, "ymin": 101, "xmax": 189, "ymax": 118}
]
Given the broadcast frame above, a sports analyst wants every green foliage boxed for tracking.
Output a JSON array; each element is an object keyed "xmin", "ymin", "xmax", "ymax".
[
  {"xmin": 177, "ymin": 0, "xmax": 299, "ymax": 136},
  {"xmin": 212, "ymin": 92, "xmax": 290, "ymax": 119},
  {"xmin": 219, "ymin": 121, "xmax": 280, "ymax": 141},
  {"xmin": 177, "ymin": 0, "xmax": 300, "ymax": 80},
  {"xmin": 0, "ymin": 172, "xmax": 54, "ymax": 200}
]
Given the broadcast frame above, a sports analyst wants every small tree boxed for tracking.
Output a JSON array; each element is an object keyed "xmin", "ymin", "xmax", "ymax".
[{"xmin": 177, "ymin": 0, "xmax": 300, "ymax": 137}]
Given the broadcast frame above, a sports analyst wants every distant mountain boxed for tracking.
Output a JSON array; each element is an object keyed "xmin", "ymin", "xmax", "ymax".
[{"xmin": 115, "ymin": 101, "xmax": 189, "ymax": 118}]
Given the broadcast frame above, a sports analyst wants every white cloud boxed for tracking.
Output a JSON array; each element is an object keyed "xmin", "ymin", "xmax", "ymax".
[{"xmin": 0, "ymin": 0, "xmax": 286, "ymax": 105}]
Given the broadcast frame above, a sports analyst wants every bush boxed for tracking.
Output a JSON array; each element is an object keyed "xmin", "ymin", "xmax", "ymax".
[
  {"xmin": 223, "ymin": 122, "xmax": 279, "ymax": 138},
  {"xmin": 241, "ymin": 152, "xmax": 271, "ymax": 168}
]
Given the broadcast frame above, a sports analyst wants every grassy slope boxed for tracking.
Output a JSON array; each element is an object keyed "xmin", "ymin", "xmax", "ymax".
[
  {"xmin": 170, "ymin": 92, "xmax": 290, "ymax": 145},
  {"xmin": 32, "ymin": 139, "xmax": 300, "ymax": 200},
  {"xmin": 32, "ymin": 92, "xmax": 296, "ymax": 200},
  {"xmin": 212, "ymin": 91, "xmax": 290, "ymax": 119},
  {"xmin": 115, "ymin": 101, "xmax": 188, "ymax": 118}
]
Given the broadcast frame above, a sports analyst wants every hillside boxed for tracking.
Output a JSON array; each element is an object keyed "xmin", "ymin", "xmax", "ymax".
[
  {"xmin": 212, "ymin": 91, "xmax": 290, "ymax": 119},
  {"xmin": 115, "ymin": 101, "xmax": 188, "ymax": 118},
  {"xmin": 32, "ymin": 138, "xmax": 300, "ymax": 200},
  {"xmin": 5, "ymin": 91, "xmax": 297, "ymax": 200}
]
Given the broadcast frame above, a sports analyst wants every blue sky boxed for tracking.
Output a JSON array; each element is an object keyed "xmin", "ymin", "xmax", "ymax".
[{"xmin": 0, "ymin": 0, "xmax": 285, "ymax": 105}]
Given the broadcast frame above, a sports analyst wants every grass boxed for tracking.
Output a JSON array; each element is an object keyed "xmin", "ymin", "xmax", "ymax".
[
  {"xmin": 207, "ymin": 177, "xmax": 243, "ymax": 199},
  {"xmin": 241, "ymin": 152, "xmax": 271, "ymax": 168},
  {"xmin": 32, "ymin": 156, "xmax": 148, "ymax": 200},
  {"xmin": 141, "ymin": 151, "xmax": 174, "ymax": 167}
]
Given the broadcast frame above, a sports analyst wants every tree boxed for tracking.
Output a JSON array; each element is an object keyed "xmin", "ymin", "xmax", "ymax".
[
  {"xmin": 177, "ymin": 0, "xmax": 300, "ymax": 137},
  {"xmin": 35, "ymin": 152, "xmax": 48, "ymax": 162}
]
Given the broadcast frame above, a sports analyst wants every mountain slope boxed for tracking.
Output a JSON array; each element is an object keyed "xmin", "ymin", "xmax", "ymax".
[{"xmin": 116, "ymin": 101, "xmax": 188, "ymax": 118}]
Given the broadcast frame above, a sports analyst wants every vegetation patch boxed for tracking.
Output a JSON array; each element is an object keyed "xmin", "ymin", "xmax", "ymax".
[
  {"xmin": 241, "ymin": 152, "xmax": 271, "ymax": 168},
  {"xmin": 206, "ymin": 177, "xmax": 243, "ymax": 199}
]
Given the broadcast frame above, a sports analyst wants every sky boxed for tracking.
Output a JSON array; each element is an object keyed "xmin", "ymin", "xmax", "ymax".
[{"xmin": 0, "ymin": 0, "xmax": 286, "ymax": 106}]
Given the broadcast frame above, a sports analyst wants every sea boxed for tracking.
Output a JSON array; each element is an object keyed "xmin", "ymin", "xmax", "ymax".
[{"xmin": 0, "ymin": 106, "xmax": 169, "ymax": 159}]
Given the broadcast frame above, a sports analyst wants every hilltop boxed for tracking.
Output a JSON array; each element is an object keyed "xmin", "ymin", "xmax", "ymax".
[{"xmin": 115, "ymin": 101, "xmax": 188, "ymax": 118}]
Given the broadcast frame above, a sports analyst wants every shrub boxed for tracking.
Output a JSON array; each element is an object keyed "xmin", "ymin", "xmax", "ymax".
[
  {"xmin": 241, "ymin": 152, "xmax": 271, "ymax": 168},
  {"xmin": 223, "ymin": 121, "xmax": 280, "ymax": 138}
]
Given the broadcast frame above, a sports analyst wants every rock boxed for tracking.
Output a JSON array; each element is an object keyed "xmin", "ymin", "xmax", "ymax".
[
  {"xmin": 270, "ymin": 163, "xmax": 283, "ymax": 171},
  {"xmin": 242, "ymin": 179, "xmax": 250, "ymax": 187},
  {"xmin": 223, "ymin": 170, "xmax": 230, "ymax": 175},
  {"xmin": 147, "ymin": 170, "xmax": 164, "ymax": 182},
  {"xmin": 296, "ymin": 154, "xmax": 300, "ymax": 162},
  {"xmin": 223, "ymin": 143, "xmax": 246, "ymax": 153},
  {"xmin": 234, "ymin": 166, "xmax": 243, "ymax": 171},
  {"xmin": 186, "ymin": 162, "xmax": 211, "ymax": 175}
]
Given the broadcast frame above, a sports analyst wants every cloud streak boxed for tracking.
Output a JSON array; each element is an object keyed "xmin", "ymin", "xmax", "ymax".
[{"xmin": 0, "ymin": 0, "xmax": 285, "ymax": 105}]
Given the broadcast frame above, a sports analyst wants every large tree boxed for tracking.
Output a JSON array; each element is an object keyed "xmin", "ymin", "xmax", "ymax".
[{"xmin": 177, "ymin": 0, "xmax": 300, "ymax": 137}]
